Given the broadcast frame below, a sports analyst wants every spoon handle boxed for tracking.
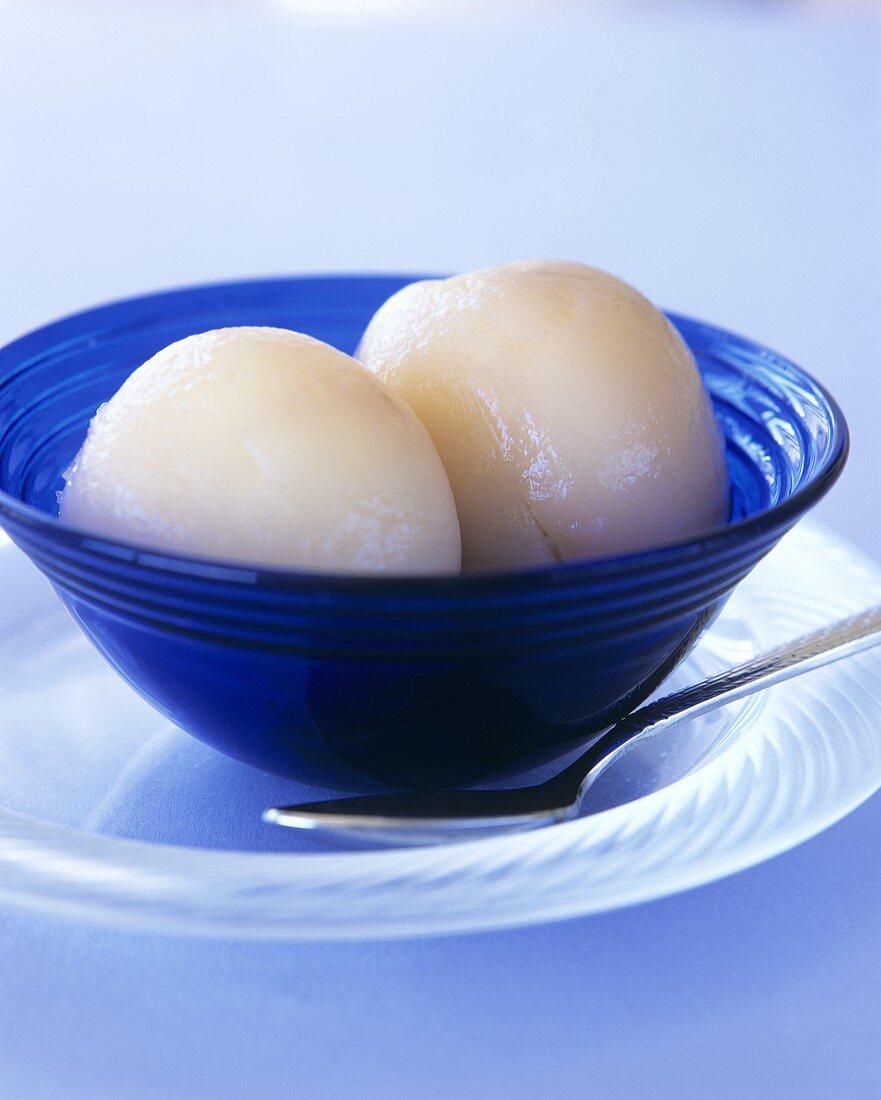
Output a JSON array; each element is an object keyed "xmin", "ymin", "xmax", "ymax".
[{"xmin": 572, "ymin": 602, "xmax": 881, "ymax": 798}]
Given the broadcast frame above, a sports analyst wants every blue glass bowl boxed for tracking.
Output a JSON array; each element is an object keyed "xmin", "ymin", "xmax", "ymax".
[{"xmin": 0, "ymin": 276, "xmax": 848, "ymax": 790}]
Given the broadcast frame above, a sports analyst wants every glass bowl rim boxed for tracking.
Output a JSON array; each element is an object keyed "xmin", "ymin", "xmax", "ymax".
[{"xmin": 0, "ymin": 274, "xmax": 850, "ymax": 594}]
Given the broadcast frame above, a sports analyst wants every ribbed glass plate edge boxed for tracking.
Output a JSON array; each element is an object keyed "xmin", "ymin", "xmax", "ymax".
[{"xmin": 0, "ymin": 520, "xmax": 879, "ymax": 940}]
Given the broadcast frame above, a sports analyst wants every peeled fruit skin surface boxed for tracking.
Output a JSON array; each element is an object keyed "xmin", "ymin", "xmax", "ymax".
[
  {"xmin": 357, "ymin": 261, "xmax": 729, "ymax": 572},
  {"xmin": 59, "ymin": 327, "xmax": 461, "ymax": 575}
]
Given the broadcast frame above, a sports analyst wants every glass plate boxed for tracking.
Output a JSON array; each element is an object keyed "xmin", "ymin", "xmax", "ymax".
[{"xmin": 0, "ymin": 520, "xmax": 879, "ymax": 940}]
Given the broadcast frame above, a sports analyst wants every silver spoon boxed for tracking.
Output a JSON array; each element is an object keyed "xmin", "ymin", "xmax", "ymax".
[{"xmin": 264, "ymin": 604, "xmax": 881, "ymax": 846}]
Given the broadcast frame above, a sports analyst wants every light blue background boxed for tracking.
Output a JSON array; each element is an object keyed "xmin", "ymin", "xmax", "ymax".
[{"xmin": 0, "ymin": 3, "xmax": 880, "ymax": 1096}]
